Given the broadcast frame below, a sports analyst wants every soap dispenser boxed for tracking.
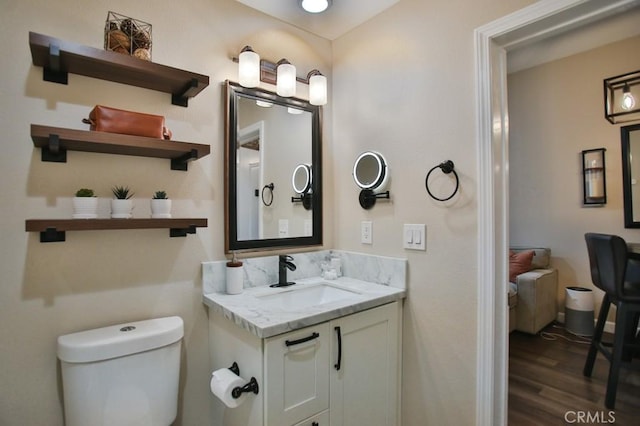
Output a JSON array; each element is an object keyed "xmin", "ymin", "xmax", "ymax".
[{"xmin": 226, "ymin": 252, "xmax": 244, "ymax": 294}]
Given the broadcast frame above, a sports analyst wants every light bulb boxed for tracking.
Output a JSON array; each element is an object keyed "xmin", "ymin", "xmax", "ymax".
[
  {"xmin": 622, "ymin": 84, "xmax": 636, "ymax": 111},
  {"xmin": 238, "ymin": 46, "xmax": 260, "ymax": 88},
  {"xmin": 277, "ymin": 59, "xmax": 296, "ymax": 97}
]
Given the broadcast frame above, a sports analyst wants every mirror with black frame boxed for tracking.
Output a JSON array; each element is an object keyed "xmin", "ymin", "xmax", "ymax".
[
  {"xmin": 224, "ymin": 80, "xmax": 323, "ymax": 251},
  {"xmin": 622, "ymin": 123, "xmax": 640, "ymax": 228}
]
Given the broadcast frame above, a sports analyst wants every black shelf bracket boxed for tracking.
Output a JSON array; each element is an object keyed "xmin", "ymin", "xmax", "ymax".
[
  {"xmin": 171, "ymin": 149, "xmax": 198, "ymax": 171},
  {"xmin": 40, "ymin": 227, "xmax": 65, "ymax": 243},
  {"xmin": 170, "ymin": 224, "xmax": 197, "ymax": 237},
  {"xmin": 171, "ymin": 78, "xmax": 199, "ymax": 107},
  {"xmin": 41, "ymin": 133, "xmax": 67, "ymax": 162},
  {"xmin": 43, "ymin": 44, "xmax": 68, "ymax": 84}
]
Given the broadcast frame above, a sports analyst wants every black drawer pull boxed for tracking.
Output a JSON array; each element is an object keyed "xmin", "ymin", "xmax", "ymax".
[
  {"xmin": 285, "ymin": 332, "xmax": 319, "ymax": 347},
  {"xmin": 334, "ymin": 326, "xmax": 342, "ymax": 370},
  {"xmin": 312, "ymin": 422, "xmax": 319, "ymax": 426}
]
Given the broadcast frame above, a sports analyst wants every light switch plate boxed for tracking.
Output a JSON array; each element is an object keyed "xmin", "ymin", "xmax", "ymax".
[
  {"xmin": 361, "ymin": 221, "xmax": 372, "ymax": 244},
  {"xmin": 279, "ymin": 219, "xmax": 289, "ymax": 238},
  {"xmin": 403, "ymin": 224, "xmax": 426, "ymax": 250}
]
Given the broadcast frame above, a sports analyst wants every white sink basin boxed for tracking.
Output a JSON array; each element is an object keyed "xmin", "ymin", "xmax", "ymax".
[{"xmin": 255, "ymin": 283, "xmax": 361, "ymax": 309}]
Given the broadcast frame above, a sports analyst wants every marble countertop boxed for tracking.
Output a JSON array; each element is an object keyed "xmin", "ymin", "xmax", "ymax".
[{"xmin": 203, "ymin": 276, "xmax": 406, "ymax": 339}]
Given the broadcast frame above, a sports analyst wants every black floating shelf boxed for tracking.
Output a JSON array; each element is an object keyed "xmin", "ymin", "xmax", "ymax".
[
  {"xmin": 25, "ymin": 218, "xmax": 208, "ymax": 243},
  {"xmin": 31, "ymin": 124, "xmax": 210, "ymax": 170},
  {"xmin": 29, "ymin": 32, "xmax": 209, "ymax": 107}
]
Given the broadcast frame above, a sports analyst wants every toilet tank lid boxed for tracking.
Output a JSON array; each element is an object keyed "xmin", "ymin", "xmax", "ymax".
[{"xmin": 57, "ymin": 316, "xmax": 184, "ymax": 363}]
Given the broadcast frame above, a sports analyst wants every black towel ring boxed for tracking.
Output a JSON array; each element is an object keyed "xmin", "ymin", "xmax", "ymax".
[
  {"xmin": 425, "ymin": 160, "xmax": 459, "ymax": 202},
  {"xmin": 261, "ymin": 183, "xmax": 274, "ymax": 206}
]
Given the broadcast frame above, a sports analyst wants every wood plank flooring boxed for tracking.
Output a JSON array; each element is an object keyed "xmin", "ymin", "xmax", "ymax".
[{"xmin": 509, "ymin": 323, "xmax": 640, "ymax": 425}]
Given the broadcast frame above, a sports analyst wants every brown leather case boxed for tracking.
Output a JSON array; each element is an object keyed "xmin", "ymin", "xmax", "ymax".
[{"xmin": 83, "ymin": 105, "xmax": 172, "ymax": 140}]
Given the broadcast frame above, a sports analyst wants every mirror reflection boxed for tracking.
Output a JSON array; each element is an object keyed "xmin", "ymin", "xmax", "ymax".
[
  {"xmin": 292, "ymin": 164, "xmax": 312, "ymax": 194},
  {"xmin": 622, "ymin": 124, "xmax": 640, "ymax": 227},
  {"xmin": 225, "ymin": 81, "xmax": 323, "ymax": 251}
]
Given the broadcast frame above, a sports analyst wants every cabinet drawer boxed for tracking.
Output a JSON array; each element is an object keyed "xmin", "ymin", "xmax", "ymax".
[
  {"xmin": 265, "ymin": 323, "xmax": 330, "ymax": 426},
  {"xmin": 293, "ymin": 409, "xmax": 329, "ymax": 426}
]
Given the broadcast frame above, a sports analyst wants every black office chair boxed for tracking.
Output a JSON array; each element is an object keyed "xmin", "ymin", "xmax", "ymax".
[{"xmin": 583, "ymin": 233, "xmax": 640, "ymax": 409}]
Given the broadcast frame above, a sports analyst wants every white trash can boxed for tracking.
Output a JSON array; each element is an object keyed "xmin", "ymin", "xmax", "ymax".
[{"xmin": 565, "ymin": 286, "xmax": 595, "ymax": 336}]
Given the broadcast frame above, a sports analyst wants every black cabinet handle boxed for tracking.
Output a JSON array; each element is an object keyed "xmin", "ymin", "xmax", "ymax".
[
  {"xmin": 285, "ymin": 332, "xmax": 319, "ymax": 347},
  {"xmin": 312, "ymin": 422, "xmax": 319, "ymax": 426},
  {"xmin": 334, "ymin": 326, "xmax": 342, "ymax": 370}
]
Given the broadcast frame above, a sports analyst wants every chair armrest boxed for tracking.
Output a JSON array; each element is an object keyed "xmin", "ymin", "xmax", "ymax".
[{"xmin": 515, "ymin": 268, "xmax": 558, "ymax": 334}]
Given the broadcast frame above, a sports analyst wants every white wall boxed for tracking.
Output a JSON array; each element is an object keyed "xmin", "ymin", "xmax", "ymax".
[
  {"xmin": 331, "ymin": 0, "xmax": 534, "ymax": 424},
  {"xmin": 508, "ymin": 35, "xmax": 640, "ymax": 318},
  {"xmin": 0, "ymin": 1, "xmax": 331, "ymax": 424}
]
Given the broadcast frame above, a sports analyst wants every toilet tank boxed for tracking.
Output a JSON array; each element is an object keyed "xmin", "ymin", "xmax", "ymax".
[{"xmin": 57, "ymin": 316, "xmax": 184, "ymax": 426}]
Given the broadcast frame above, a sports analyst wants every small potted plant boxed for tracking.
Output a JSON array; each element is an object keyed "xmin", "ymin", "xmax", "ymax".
[
  {"xmin": 111, "ymin": 185, "xmax": 134, "ymax": 218},
  {"xmin": 73, "ymin": 188, "xmax": 98, "ymax": 219},
  {"xmin": 151, "ymin": 190, "xmax": 172, "ymax": 218}
]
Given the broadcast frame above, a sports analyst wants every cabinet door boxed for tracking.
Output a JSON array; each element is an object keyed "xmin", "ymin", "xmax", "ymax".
[
  {"xmin": 330, "ymin": 302, "xmax": 401, "ymax": 426},
  {"xmin": 292, "ymin": 409, "xmax": 329, "ymax": 426},
  {"xmin": 265, "ymin": 323, "xmax": 330, "ymax": 426}
]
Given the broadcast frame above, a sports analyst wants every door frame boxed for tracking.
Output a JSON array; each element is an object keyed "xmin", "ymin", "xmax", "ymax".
[{"xmin": 474, "ymin": 0, "xmax": 640, "ymax": 424}]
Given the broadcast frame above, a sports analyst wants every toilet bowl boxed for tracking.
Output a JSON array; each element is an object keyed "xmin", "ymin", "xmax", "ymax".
[{"xmin": 57, "ymin": 316, "xmax": 183, "ymax": 426}]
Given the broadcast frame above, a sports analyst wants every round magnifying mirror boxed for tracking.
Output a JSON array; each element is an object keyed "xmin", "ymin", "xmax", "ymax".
[
  {"xmin": 292, "ymin": 164, "xmax": 312, "ymax": 194},
  {"xmin": 353, "ymin": 151, "xmax": 388, "ymax": 192}
]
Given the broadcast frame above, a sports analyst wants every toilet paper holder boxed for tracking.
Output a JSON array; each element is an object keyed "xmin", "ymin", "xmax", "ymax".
[{"xmin": 227, "ymin": 362, "xmax": 259, "ymax": 398}]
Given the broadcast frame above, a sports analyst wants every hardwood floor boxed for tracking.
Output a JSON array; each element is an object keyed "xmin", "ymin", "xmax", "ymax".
[{"xmin": 508, "ymin": 323, "xmax": 640, "ymax": 425}]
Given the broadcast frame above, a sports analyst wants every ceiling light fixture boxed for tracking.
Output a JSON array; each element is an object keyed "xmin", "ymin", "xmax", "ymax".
[
  {"xmin": 300, "ymin": 0, "xmax": 332, "ymax": 14},
  {"xmin": 604, "ymin": 70, "xmax": 640, "ymax": 124}
]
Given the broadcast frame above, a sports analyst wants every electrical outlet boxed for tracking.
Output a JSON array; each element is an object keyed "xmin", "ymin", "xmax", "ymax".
[
  {"xmin": 403, "ymin": 224, "xmax": 426, "ymax": 250},
  {"xmin": 361, "ymin": 221, "xmax": 373, "ymax": 244}
]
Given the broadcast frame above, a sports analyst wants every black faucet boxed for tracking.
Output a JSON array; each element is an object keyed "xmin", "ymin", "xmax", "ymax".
[{"xmin": 270, "ymin": 255, "xmax": 296, "ymax": 287}]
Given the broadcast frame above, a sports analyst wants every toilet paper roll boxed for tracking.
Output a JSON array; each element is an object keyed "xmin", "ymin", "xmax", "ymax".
[{"xmin": 210, "ymin": 368, "xmax": 247, "ymax": 408}]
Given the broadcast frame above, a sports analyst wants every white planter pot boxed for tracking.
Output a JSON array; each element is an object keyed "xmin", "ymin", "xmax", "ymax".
[
  {"xmin": 111, "ymin": 199, "xmax": 133, "ymax": 218},
  {"xmin": 150, "ymin": 199, "xmax": 172, "ymax": 218},
  {"xmin": 72, "ymin": 197, "xmax": 98, "ymax": 219}
]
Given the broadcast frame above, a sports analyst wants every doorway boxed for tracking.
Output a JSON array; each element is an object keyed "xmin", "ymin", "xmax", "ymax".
[{"xmin": 474, "ymin": 0, "xmax": 640, "ymax": 424}]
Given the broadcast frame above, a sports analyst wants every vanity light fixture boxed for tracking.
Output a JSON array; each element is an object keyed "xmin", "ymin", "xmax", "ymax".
[
  {"xmin": 287, "ymin": 107, "xmax": 303, "ymax": 114},
  {"xmin": 604, "ymin": 70, "xmax": 640, "ymax": 124},
  {"xmin": 233, "ymin": 49, "xmax": 328, "ymax": 104},
  {"xmin": 238, "ymin": 46, "xmax": 260, "ymax": 88},
  {"xmin": 300, "ymin": 0, "xmax": 332, "ymax": 14},
  {"xmin": 277, "ymin": 59, "xmax": 297, "ymax": 97},
  {"xmin": 255, "ymin": 100, "xmax": 273, "ymax": 107}
]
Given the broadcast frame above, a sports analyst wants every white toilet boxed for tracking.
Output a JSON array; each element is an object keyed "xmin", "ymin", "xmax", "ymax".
[{"xmin": 57, "ymin": 316, "xmax": 184, "ymax": 426}]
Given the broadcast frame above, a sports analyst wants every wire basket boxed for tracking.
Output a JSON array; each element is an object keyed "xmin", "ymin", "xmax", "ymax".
[{"xmin": 104, "ymin": 11, "xmax": 152, "ymax": 61}]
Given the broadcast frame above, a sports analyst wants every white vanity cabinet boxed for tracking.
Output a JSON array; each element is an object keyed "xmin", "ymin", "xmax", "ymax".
[
  {"xmin": 329, "ymin": 301, "xmax": 400, "ymax": 426},
  {"xmin": 208, "ymin": 301, "xmax": 402, "ymax": 426},
  {"xmin": 264, "ymin": 323, "xmax": 331, "ymax": 426}
]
